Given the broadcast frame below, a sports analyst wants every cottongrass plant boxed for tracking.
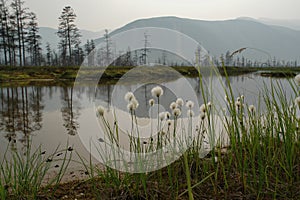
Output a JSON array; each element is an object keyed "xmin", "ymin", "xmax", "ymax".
[
  {"xmin": 93, "ymin": 72, "xmax": 299, "ymax": 199},
  {"xmin": 94, "ymin": 83, "xmax": 220, "ymax": 200}
]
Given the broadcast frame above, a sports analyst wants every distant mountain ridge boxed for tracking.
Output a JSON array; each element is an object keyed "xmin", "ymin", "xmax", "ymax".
[{"xmin": 94, "ymin": 16, "xmax": 300, "ymax": 62}]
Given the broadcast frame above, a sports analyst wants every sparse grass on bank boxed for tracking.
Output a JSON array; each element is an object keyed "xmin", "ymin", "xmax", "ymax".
[
  {"xmin": 218, "ymin": 66, "xmax": 300, "ymax": 76},
  {"xmin": 0, "ymin": 66, "xmax": 199, "ymax": 85},
  {"xmin": 1, "ymin": 66, "xmax": 300, "ymax": 87}
]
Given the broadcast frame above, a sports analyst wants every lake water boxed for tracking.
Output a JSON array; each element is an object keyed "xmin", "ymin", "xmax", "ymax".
[{"xmin": 0, "ymin": 72, "xmax": 297, "ymax": 174}]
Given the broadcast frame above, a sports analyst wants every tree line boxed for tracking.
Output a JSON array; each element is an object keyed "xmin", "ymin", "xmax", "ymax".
[
  {"xmin": 0, "ymin": 0, "xmax": 42, "ymax": 66},
  {"xmin": 0, "ymin": 0, "xmax": 92, "ymax": 66},
  {"xmin": 214, "ymin": 50, "xmax": 298, "ymax": 68}
]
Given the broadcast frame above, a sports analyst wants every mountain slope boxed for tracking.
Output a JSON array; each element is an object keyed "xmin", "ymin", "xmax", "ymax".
[
  {"xmin": 258, "ymin": 18, "xmax": 300, "ymax": 31},
  {"xmin": 95, "ymin": 16, "xmax": 300, "ymax": 61}
]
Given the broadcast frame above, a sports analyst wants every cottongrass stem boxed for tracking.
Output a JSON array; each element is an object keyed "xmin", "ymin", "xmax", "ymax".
[{"xmin": 187, "ymin": 110, "xmax": 194, "ymax": 117}]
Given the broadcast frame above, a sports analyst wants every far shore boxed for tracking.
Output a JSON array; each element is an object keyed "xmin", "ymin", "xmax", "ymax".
[{"xmin": 0, "ymin": 65, "xmax": 299, "ymax": 87}]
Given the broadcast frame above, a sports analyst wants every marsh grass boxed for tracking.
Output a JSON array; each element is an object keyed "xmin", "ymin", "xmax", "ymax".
[
  {"xmin": 79, "ymin": 66, "xmax": 300, "ymax": 199},
  {"xmin": 0, "ymin": 143, "xmax": 73, "ymax": 199}
]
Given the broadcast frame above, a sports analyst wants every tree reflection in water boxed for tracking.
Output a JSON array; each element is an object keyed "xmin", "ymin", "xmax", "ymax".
[
  {"xmin": 60, "ymin": 87, "xmax": 81, "ymax": 136},
  {"xmin": 0, "ymin": 86, "xmax": 44, "ymax": 152}
]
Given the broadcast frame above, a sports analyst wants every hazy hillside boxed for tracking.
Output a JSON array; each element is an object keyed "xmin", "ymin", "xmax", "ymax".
[
  {"xmin": 95, "ymin": 16, "xmax": 300, "ymax": 62},
  {"xmin": 258, "ymin": 18, "xmax": 300, "ymax": 31},
  {"xmin": 39, "ymin": 27, "xmax": 104, "ymax": 52}
]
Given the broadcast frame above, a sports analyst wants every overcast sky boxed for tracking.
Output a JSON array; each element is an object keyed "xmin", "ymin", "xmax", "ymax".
[{"xmin": 25, "ymin": 0, "xmax": 300, "ymax": 31}]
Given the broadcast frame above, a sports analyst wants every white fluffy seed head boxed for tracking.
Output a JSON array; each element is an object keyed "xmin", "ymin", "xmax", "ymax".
[
  {"xmin": 295, "ymin": 74, "xmax": 300, "ymax": 85},
  {"xmin": 200, "ymin": 112, "xmax": 206, "ymax": 120},
  {"xmin": 127, "ymin": 103, "xmax": 134, "ymax": 111},
  {"xmin": 187, "ymin": 110, "xmax": 194, "ymax": 117},
  {"xmin": 186, "ymin": 100, "xmax": 194, "ymax": 109},
  {"xmin": 97, "ymin": 106, "xmax": 105, "ymax": 116},
  {"xmin": 127, "ymin": 98, "xmax": 139, "ymax": 111},
  {"xmin": 165, "ymin": 111, "xmax": 171, "ymax": 119},
  {"xmin": 200, "ymin": 104, "xmax": 206, "ymax": 113},
  {"xmin": 176, "ymin": 98, "xmax": 184, "ymax": 107},
  {"xmin": 125, "ymin": 92, "xmax": 135, "ymax": 102},
  {"xmin": 131, "ymin": 98, "xmax": 139, "ymax": 109},
  {"xmin": 167, "ymin": 119, "xmax": 172, "ymax": 126},
  {"xmin": 151, "ymin": 86, "xmax": 163, "ymax": 98},
  {"xmin": 170, "ymin": 102, "xmax": 178, "ymax": 110},
  {"xmin": 159, "ymin": 112, "xmax": 166, "ymax": 121},
  {"xmin": 173, "ymin": 108, "xmax": 181, "ymax": 117},
  {"xmin": 149, "ymin": 99, "xmax": 155, "ymax": 106},
  {"xmin": 207, "ymin": 102, "xmax": 212, "ymax": 108},
  {"xmin": 235, "ymin": 101, "xmax": 242, "ymax": 109},
  {"xmin": 249, "ymin": 105, "xmax": 256, "ymax": 113},
  {"xmin": 214, "ymin": 156, "xmax": 218, "ymax": 163}
]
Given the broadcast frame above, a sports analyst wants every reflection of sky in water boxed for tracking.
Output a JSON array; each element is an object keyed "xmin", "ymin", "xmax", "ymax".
[{"xmin": 0, "ymin": 74, "xmax": 297, "ymax": 165}]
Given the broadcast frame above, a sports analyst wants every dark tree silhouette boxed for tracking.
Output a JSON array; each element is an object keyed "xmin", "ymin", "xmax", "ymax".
[
  {"xmin": 57, "ymin": 6, "xmax": 81, "ymax": 66},
  {"xmin": 10, "ymin": 0, "xmax": 28, "ymax": 66},
  {"xmin": 140, "ymin": 32, "xmax": 150, "ymax": 65},
  {"xmin": 45, "ymin": 42, "xmax": 52, "ymax": 66},
  {"xmin": 84, "ymin": 39, "xmax": 95, "ymax": 66},
  {"xmin": 103, "ymin": 29, "xmax": 113, "ymax": 66},
  {"xmin": 0, "ymin": 0, "xmax": 10, "ymax": 65},
  {"xmin": 26, "ymin": 12, "xmax": 42, "ymax": 66}
]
